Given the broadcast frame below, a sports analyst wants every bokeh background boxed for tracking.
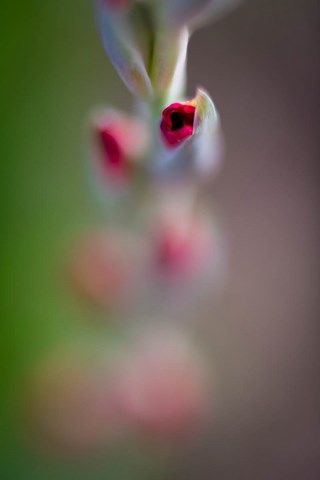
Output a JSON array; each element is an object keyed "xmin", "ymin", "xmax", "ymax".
[{"xmin": 1, "ymin": 0, "xmax": 319, "ymax": 479}]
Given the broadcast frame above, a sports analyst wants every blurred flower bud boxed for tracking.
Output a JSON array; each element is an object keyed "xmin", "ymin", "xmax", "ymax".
[
  {"xmin": 113, "ymin": 327, "xmax": 211, "ymax": 439},
  {"xmin": 129, "ymin": 186, "xmax": 228, "ymax": 317},
  {"xmin": 95, "ymin": 0, "xmax": 153, "ymax": 98},
  {"xmin": 155, "ymin": 228, "xmax": 195, "ymax": 273},
  {"xmin": 153, "ymin": 201, "xmax": 220, "ymax": 281},
  {"xmin": 91, "ymin": 110, "xmax": 148, "ymax": 193},
  {"xmin": 68, "ymin": 230, "xmax": 138, "ymax": 310},
  {"xmin": 67, "ymin": 229, "xmax": 157, "ymax": 319},
  {"xmin": 147, "ymin": 187, "xmax": 209, "ymax": 278},
  {"xmin": 154, "ymin": 214, "xmax": 210, "ymax": 278}
]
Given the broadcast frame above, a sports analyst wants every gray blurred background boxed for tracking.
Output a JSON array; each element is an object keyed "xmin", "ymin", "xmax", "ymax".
[{"xmin": 180, "ymin": 0, "xmax": 320, "ymax": 478}]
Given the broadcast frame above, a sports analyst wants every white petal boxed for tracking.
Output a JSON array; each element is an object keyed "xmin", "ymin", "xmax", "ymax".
[{"xmin": 193, "ymin": 88, "xmax": 223, "ymax": 176}]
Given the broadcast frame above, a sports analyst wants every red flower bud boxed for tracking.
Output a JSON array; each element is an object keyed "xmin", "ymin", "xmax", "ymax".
[
  {"xmin": 92, "ymin": 112, "xmax": 147, "ymax": 189},
  {"xmin": 160, "ymin": 102, "xmax": 196, "ymax": 148},
  {"xmin": 97, "ymin": 125, "xmax": 128, "ymax": 181}
]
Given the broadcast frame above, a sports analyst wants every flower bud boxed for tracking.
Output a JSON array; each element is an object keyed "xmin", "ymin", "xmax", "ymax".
[
  {"xmin": 141, "ymin": 186, "xmax": 227, "ymax": 315},
  {"xmin": 68, "ymin": 230, "xmax": 138, "ymax": 310},
  {"xmin": 160, "ymin": 101, "xmax": 196, "ymax": 148},
  {"xmin": 154, "ymin": 217, "xmax": 209, "ymax": 278},
  {"xmin": 157, "ymin": 88, "xmax": 223, "ymax": 179},
  {"xmin": 91, "ymin": 110, "xmax": 148, "ymax": 192},
  {"xmin": 67, "ymin": 228, "xmax": 159, "ymax": 319},
  {"xmin": 113, "ymin": 327, "xmax": 211, "ymax": 439}
]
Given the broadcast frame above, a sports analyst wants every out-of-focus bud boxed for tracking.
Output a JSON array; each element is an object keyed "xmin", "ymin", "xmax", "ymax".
[
  {"xmin": 113, "ymin": 327, "xmax": 211, "ymax": 439},
  {"xmin": 152, "ymin": 206, "xmax": 222, "ymax": 288},
  {"xmin": 149, "ymin": 189, "xmax": 211, "ymax": 279},
  {"xmin": 154, "ymin": 215, "xmax": 210, "ymax": 278},
  {"xmin": 68, "ymin": 230, "xmax": 140, "ymax": 311},
  {"xmin": 141, "ymin": 186, "xmax": 227, "ymax": 316},
  {"xmin": 94, "ymin": 0, "xmax": 153, "ymax": 98},
  {"xmin": 26, "ymin": 347, "xmax": 119, "ymax": 455},
  {"xmin": 67, "ymin": 229, "xmax": 155, "ymax": 318},
  {"xmin": 91, "ymin": 110, "xmax": 148, "ymax": 192},
  {"xmin": 157, "ymin": 88, "xmax": 223, "ymax": 179},
  {"xmin": 163, "ymin": 0, "xmax": 241, "ymax": 30},
  {"xmin": 155, "ymin": 227, "xmax": 195, "ymax": 273}
]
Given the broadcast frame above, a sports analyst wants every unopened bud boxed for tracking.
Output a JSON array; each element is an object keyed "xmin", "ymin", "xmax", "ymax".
[
  {"xmin": 157, "ymin": 88, "xmax": 223, "ymax": 180},
  {"xmin": 68, "ymin": 230, "xmax": 137, "ymax": 310},
  {"xmin": 113, "ymin": 327, "xmax": 211, "ymax": 439},
  {"xmin": 160, "ymin": 101, "xmax": 196, "ymax": 148},
  {"xmin": 91, "ymin": 110, "xmax": 148, "ymax": 192}
]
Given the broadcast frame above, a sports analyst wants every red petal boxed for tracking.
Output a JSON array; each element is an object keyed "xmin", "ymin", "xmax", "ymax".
[{"xmin": 160, "ymin": 102, "xmax": 196, "ymax": 148}]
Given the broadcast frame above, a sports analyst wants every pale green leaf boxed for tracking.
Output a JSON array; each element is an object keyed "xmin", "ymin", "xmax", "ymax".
[
  {"xmin": 163, "ymin": 0, "xmax": 241, "ymax": 29},
  {"xmin": 95, "ymin": 0, "xmax": 153, "ymax": 99}
]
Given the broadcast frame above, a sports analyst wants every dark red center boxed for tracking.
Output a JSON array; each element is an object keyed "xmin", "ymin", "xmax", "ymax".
[
  {"xmin": 160, "ymin": 103, "xmax": 196, "ymax": 148},
  {"xmin": 98, "ymin": 128, "xmax": 126, "ymax": 179}
]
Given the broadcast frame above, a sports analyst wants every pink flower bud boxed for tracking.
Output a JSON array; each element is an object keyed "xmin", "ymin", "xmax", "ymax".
[
  {"xmin": 142, "ymin": 189, "xmax": 227, "ymax": 315},
  {"xmin": 156, "ymin": 228, "xmax": 194, "ymax": 273},
  {"xmin": 153, "ymin": 214, "xmax": 212, "ymax": 278},
  {"xmin": 92, "ymin": 111, "xmax": 147, "ymax": 190},
  {"xmin": 160, "ymin": 102, "xmax": 196, "ymax": 148},
  {"xmin": 113, "ymin": 328, "xmax": 210, "ymax": 439},
  {"xmin": 68, "ymin": 230, "xmax": 136, "ymax": 310},
  {"xmin": 152, "ymin": 206, "xmax": 213, "ymax": 279}
]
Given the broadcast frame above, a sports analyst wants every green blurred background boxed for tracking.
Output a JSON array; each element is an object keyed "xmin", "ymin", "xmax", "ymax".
[{"xmin": 0, "ymin": 1, "xmax": 146, "ymax": 478}]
